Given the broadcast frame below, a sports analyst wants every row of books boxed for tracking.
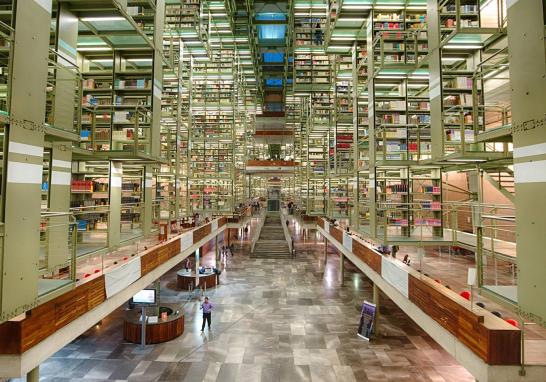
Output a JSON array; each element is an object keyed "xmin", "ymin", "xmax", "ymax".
[
  {"xmin": 71, "ymin": 180, "xmax": 94, "ymax": 192},
  {"xmin": 445, "ymin": 129, "xmax": 475, "ymax": 142},
  {"xmin": 83, "ymin": 78, "xmax": 111, "ymax": 90},
  {"xmin": 408, "ymin": 142, "xmax": 432, "ymax": 153},
  {"xmin": 377, "ymin": 113, "xmax": 407, "ymax": 124},
  {"xmin": 414, "ymin": 218, "xmax": 442, "ymax": 226},
  {"xmin": 441, "ymin": 4, "xmax": 478, "ymax": 13},
  {"xmin": 444, "ymin": 94, "xmax": 473, "ymax": 107},
  {"xmin": 443, "ymin": 18, "xmax": 479, "ymax": 28},
  {"xmin": 114, "ymin": 79, "xmax": 151, "ymax": 90},
  {"xmin": 383, "ymin": 183, "xmax": 409, "ymax": 193},
  {"xmin": 421, "ymin": 185, "xmax": 441, "ymax": 194},
  {"xmin": 377, "ymin": 100, "xmax": 406, "ymax": 110},
  {"xmin": 444, "ymin": 77, "xmax": 473, "ymax": 89}
]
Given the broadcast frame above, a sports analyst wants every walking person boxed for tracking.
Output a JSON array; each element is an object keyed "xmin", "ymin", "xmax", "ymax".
[
  {"xmin": 291, "ymin": 236, "xmax": 295, "ymax": 257},
  {"xmin": 229, "ymin": 243, "xmax": 235, "ymax": 257},
  {"xmin": 200, "ymin": 296, "xmax": 214, "ymax": 331}
]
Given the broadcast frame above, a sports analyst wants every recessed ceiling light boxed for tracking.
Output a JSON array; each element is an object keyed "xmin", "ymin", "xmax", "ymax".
[
  {"xmin": 81, "ymin": 16, "xmax": 125, "ymax": 22},
  {"xmin": 78, "ymin": 47, "xmax": 112, "ymax": 51}
]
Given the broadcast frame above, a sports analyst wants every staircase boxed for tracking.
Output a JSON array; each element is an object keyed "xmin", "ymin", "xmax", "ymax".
[
  {"xmin": 484, "ymin": 168, "xmax": 515, "ymax": 203},
  {"xmin": 252, "ymin": 215, "xmax": 292, "ymax": 259}
]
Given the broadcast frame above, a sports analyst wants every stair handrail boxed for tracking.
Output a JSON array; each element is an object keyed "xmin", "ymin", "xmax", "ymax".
[
  {"xmin": 280, "ymin": 209, "xmax": 293, "ymax": 256},
  {"xmin": 250, "ymin": 209, "xmax": 266, "ymax": 254}
]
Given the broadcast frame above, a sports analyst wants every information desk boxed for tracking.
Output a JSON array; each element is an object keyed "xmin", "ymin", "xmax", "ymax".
[
  {"xmin": 123, "ymin": 303, "xmax": 184, "ymax": 344},
  {"xmin": 176, "ymin": 269, "xmax": 218, "ymax": 290}
]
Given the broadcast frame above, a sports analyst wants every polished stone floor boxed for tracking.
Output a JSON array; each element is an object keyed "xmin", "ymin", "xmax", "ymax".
[{"xmin": 18, "ymin": 221, "xmax": 475, "ymax": 381}]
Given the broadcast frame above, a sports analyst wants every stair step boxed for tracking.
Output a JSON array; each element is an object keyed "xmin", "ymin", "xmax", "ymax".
[{"xmin": 253, "ymin": 215, "xmax": 292, "ymax": 259}]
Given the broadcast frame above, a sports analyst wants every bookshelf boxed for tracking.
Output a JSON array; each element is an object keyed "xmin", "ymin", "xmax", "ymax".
[
  {"xmin": 439, "ymin": 0, "xmax": 480, "ymax": 37},
  {"xmin": 188, "ymin": 50, "xmax": 236, "ymax": 213},
  {"xmin": 410, "ymin": 168, "xmax": 443, "ymax": 237},
  {"xmin": 328, "ymin": 177, "xmax": 352, "ymax": 219},
  {"xmin": 355, "ymin": 41, "xmax": 370, "ymax": 230},
  {"xmin": 79, "ymin": 50, "xmax": 154, "ymax": 154},
  {"xmin": 70, "ymin": 161, "xmax": 110, "ymax": 233},
  {"xmin": 375, "ymin": 168, "xmax": 411, "ymax": 237},
  {"xmin": 365, "ymin": 7, "xmax": 443, "ymax": 239},
  {"xmin": 305, "ymin": 178, "xmax": 327, "ymax": 215},
  {"xmin": 371, "ymin": 9, "xmax": 428, "ymax": 71},
  {"xmin": 332, "ymin": 55, "xmax": 354, "ymax": 176},
  {"xmin": 293, "ymin": 8, "xmax": 332, "ymax": 91},
  {"xmin": 442, "ymin": 69, "xmax": 482, "ymax": 154}
]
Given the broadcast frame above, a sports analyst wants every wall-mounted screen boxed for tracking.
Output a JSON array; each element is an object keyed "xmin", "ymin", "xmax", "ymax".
[{"xmin": 132, "ymin": 289, "xmax": 156, "ymax": 305}]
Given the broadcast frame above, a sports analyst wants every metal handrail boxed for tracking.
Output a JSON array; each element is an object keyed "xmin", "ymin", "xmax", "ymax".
[
  {"xmin": 280, "ymin": 209, "xmax": 293, "ymax": 255},
  {"xmin": 250, "ymin": 208, "xmax": 266, "ymax": 254}
]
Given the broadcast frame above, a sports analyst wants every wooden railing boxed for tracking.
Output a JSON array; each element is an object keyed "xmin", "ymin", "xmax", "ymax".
[
  {"xmin": 0, "ymin": 217, "xmax": 227, "ymax": 355},
  {"xmin": 318, "ymin": 217, "xmax": 521, "ymax": 366}
]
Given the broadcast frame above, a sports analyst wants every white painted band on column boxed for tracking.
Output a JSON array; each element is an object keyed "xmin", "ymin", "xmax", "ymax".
[
  {"xmin": 153, "ymin": 85, "xmax": 162, "ymax": 99},
  {"xmin": 52, "ymin": 159, "xmax": 72, "ymax": 169},
  {"xmin": 9, "ymin": 142, "xmax": 44, "ymax": 158},
  {"xmin": 513, "ymin": 142, "xmax": 546, "ymax": 159},
  {"xmin": 507, "ymin": 0, "xmax": 519, "ymax": 8},
  {"xmin": 145, "ymin": 179, "xmax": 153, "ymax": 188},
  {"xmin": 51, "ymin": 171, "xmax": 71, "ymax": 186},
  {"xmin": 33, "ymin": 0, "xmax": 52, "ymax": 13},
  {"xmin": 57, "ymin": 55, "xmax": 77, "ymax": 68},
  {"xmin": 111, "ymin": 166, "xmax": 123, "ymax": 175},
  {"xmin": 430, "ymin": 84, "xmax": 441, "ymax": 99},
  {"xmin": 111, "ymin": 177, "xmax": 122, "ymax": 188},
  {"xmin": 514, "ymin": 160, "xmax": 546, "ymax": 183},
  {"xmin": 7, "ymin": 162, "xmax": 42, "ymax": 184},
  {"xmin": 429, "ymin": 77, "xmax": 440, "ymax": 89}
]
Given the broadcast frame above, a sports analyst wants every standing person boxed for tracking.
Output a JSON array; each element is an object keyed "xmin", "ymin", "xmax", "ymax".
[
  {"xmin": 314, "ymin": 22, "xmax": 323, "ymax": 45},
  {"xmin": 391, "ymin": 245, "xmax": 399, "ymax": 259},
  {"xmin": 200, "ymin": 296, "xmax": 214, "ymax": 331},
  {"xmin": 229, "ymin": 243, "xmax": 235, "ymax": 256}
]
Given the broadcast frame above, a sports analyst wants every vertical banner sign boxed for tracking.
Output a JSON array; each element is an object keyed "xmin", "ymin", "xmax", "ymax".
[{"xmin": 357, "ymin": 301, "xmax": 376, "ymax": 341}]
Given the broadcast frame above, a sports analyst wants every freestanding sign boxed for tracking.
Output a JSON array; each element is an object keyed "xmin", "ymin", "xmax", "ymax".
[{"xmin": 357, "ymin": 300, "xmax": 376, "ymax": 341}]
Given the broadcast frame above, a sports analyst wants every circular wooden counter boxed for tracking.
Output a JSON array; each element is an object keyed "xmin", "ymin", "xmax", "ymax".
[
  {"xmin": 123, "ymin": 304, "xmax": 184, "ymax": 344},
  {"xmin": 176, "ymin": 269, "xmax": 218, "ymax": 290}
]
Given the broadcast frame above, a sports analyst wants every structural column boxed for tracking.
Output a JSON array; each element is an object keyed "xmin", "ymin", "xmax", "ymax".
[
  {"xmin": 194, "ymin": 247, "xmax": 200, "ymax": 287},
  {"xmin": 215, "ymin": 235, "xmax": 220, "ymax": 266},
  {"xmin": 27, "ymin": 366, "xmax": 39, "ymax": 382},
  {"xmin": 47, "ymin": 3, "xmax": 79, "ymax": 269},
  {"xmin": 339, "ymin": 253, "xmax": 345, "ymax": 286},
  {"xmin": 323, "ymin": 237, "xmax": 328, "ymax": 270},
  {"xmin": 143, "ymin": 166, "xmax": 153, "ymax": 236},
  {"xmin": 47, "ymin": 145, "xmax": 73, "ymax": 269},
  {"xmin": 426, "ymin": 0, "xmax": 444, "ymax": 160},
  {"xmin": 365, "ymin": 13, "xmax": 377, "ymax": 237},
  {"xmin": 351, "ymin": 42, "xmax": 359, "ymax": 229},
  {"xmin": 507, "ymin": 0, "xmax": 546, "ymax": 326},
  {"xmin": 108, "ymin": 161, "xmax": 122, "ymax": 247},
  {"xmin": 0, "ymin": 0, "xmax": 52, "ymax": 320},
  {"xmin": 150, "ymin": 0, "xmax": 165, "ymax": 158},
  {"xmin": 373, "ymin": 283, "xmax": 380, "ymax": 331}
]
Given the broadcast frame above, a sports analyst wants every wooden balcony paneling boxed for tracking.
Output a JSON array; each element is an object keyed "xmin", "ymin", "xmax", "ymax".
[
  {"xmin": 352, "ymin": 240, "xmax": 382, "ymax": 274},
  {"xmin": 317, "ymin": 218, "xmax": 324, "ymax": 229},
  {"xmin": 193, "ymin": 224, "xmax": 211, "ymax": 243},
  {"xmin": 0, "ymin": 276, "xmax": 106, "ymax": 354},
  {"xmin": 408, "ymin": 275, "xmax": 520, "ymax": 365},
  {"xmin": 330, "ymin": 226, "xmax": 343, "ymax": 243}
]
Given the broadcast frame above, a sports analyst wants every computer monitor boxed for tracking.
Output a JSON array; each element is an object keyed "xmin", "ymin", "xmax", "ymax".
[{"xmin": 132, "ymin": 289, "xmax": 156, "ymax": 305}]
